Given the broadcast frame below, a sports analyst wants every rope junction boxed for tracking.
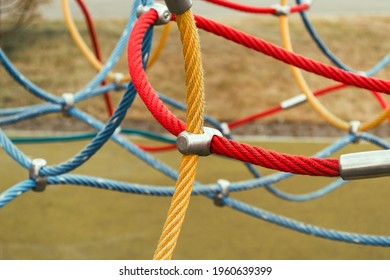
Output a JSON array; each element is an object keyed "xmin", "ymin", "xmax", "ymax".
[{"xmin": 1, "ymin": 0, "xmax": 390, "ymax": 258}]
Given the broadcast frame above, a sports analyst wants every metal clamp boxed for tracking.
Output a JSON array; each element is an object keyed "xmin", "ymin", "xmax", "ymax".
[
  {"xmin": 339, "ymin": 150, "xmax": 390, "ymax": 180},
  {"xmin": 136, "ymin": 3, "xmax": 171, "ymax": 25},
  {"xmin": 220, "ymin": 122, "xmax": 231, "ymax": 137},
  {"xmin": 280, "ymin": 93, "xmax": 307, "ymax": 109},
  {"xmin": 349, "ymin": 120, "xmax": 361, "ymax": 143},
  {"xmin": 29, "ymin": 158, "xmax": 48, "ymax": 192},
  {"xmin": 164, "ymin": 0, "xmax": 192, "ymax": 15},
  {"xmin": 213, "ymin": 179, "xmax": 230, "ymax": 207},
  {"xmin": 62, "ymin": 92, "xmax": 74, "ymax": 117},
  {"xmin": 176, "ymin": 127, "xmax": 222, "ymax": 156},
  {"xmin": 113, "ymin": 72, "xmax": 124, "ymax": 88},
  {"xmin": 272, "ymin": 4, "xmax": 290, "ymax": 16}
]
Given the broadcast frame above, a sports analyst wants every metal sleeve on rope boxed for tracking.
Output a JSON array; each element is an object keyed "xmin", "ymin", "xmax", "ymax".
[
  {"xmin": 29, "ymin": 158, "xmax": 48, "ymax": 192},
  {"xmin": 176, "ymin": 127, "xmax": 222, "ymax": 156},
  {"xmin": 164, "ymin": 0, "xmax": 192, "ymax": 14},
  {"xmin": 340, "ymin": 150, "xmax": 390, "ymax": 180},
  {"xmin": 280, "ymin": 94, "xmax": 307, "ymax": 109},
  {"xmin": 61, "ymin": 93, "xmax": 75, "ymax": 116},
  {"xmin": 213, "ymin": 179, "xmax": 230, "ymax": 207},
  {"xmin": 272, "ymin": 4, "xmax": 290, "ymax": 16},
  {"xmin": 136, "ymin": 3, "xmax": 171, "ymax": 25}
]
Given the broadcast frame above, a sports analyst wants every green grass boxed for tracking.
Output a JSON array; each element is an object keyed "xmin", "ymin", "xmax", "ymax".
[{"xmin": 1, "ymin": 138, "xmax": 390, "ymax": 260}]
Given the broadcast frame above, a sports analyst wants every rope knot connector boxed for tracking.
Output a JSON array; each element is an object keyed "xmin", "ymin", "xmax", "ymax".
[
  {"xmin": 29, "ymin": 158, "xmax": 48, "ymax": 192},
  {"xmin": 349, "ymin": 120, "xmax": 361, "ymax": 143},
  {"xmin": 220, "ymin": 122, "xmax": 231, "ymax": 137},
  {"xmin": 113, "ymin": 73, "xmax": 125, "ymax": 88},
  {"xmin": 61, "ymin": 92, "xmax": 74, "ymax": 117},
  {"xmin": 272, "ymin": 4, "xmax": 290, "ymax": 16},
  {"xmin": 176, "ymin": 127, "xmax": 222, "ymax": 156},
  {"xmin": 136, "ymin": 3, "xmax": 171, "ymax": 25},
  {"xmin": 213, "ymin": 179, "xmax": 230, "ymax": 207},
  {"xmin": 164, "ymin": 0, "xmax": 192, "ymax": 15}
]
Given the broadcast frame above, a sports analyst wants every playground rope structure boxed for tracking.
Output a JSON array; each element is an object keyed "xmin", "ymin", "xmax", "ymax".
[{"xmin": 2, "ymin": 0, "xmax": 390, "ymax": 258}]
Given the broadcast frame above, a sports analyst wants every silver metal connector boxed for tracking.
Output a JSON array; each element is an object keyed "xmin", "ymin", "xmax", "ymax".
[
  {"xmin": 176, "ymin": 127, "xmax": 223, "ymax": 156},
  {"xmin": 349, "ymin": 120, "xmax": 361, "ymax": 143},
  {"xmin": 339, "ymin": 150, "xmax": 390, "ymax": 180},
  {"xmin": 272, "ymin": 4, "xmax": 290, "ymax": 16},
  {"xmin": 213, "ymin": 179, "xmax": 230, "ymax": 207},
  {"xmin": 164, "ymin": 0, "xmax": 192, "ymax": 15},
  {"xmin": 62, "ymin": 92, "xmax": 75, "ymax": 117},
  {"xmin": 29, "ymin": 158, "xmax": 48, "ymax": 192},
  {"xmin": 280, "ymin": 94, "xmax": 307, "ymax": 109},
  {"xmin": 136, "ymin": 3, "xmax": 171, "ymax": 25}
]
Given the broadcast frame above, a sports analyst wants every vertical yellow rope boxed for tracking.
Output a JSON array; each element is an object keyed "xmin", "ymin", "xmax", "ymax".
[
  {"xmin": 153, "ymin": 9, "xmax": 204, "ymax": 260},
  {"xmin": 278, "ymin": 0, "xmax": 390, "ymax": 131}
]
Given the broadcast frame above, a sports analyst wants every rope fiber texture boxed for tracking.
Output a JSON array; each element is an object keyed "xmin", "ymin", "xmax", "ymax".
[
  {"xmin": 128, "ymin": 13, "xmax": 340, "ymax": 177},
  {"xmin": 149, "ymin": 9, "xmax": 205, "ymax": 260}
]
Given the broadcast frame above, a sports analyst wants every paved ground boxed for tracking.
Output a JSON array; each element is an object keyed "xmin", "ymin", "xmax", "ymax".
[{"xmin": 39, "ymin": 0, "xmax": 389, "ymax": 20}]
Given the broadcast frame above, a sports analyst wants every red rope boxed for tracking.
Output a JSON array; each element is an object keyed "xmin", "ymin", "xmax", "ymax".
[
  {"xmin": 76, "ymin": 0, "xmax": 115, "ymax": 117},
  {"xmin": 127, "ymin": 11, "xmax": 340, "ymax": 177},
  {"xmin": 185, "ymin": 14, "xmax": 390, "ymax": 94},
  {"xmin": 204, "ymin": 0, "xmax": 309, "ymax": 14}
]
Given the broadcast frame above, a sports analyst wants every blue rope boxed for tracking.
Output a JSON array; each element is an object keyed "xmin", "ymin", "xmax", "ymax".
[
  {"xmin": 296, "ymin": 0, "xmax": 390, "ymax": 76},
  {"xmin": 0, "ymin": 180, "xmax": 36, "ymax": 208},
  {"xmin": 224, "ymin": 196, "xmax": 390, "ymax": 246},
  {"xmin": 0, "ymin": 49, "xmax": 63, "ymax": 104},
  {"xmin": 0, "ymin": 104, "xmax": 61, "ymax": 126}
]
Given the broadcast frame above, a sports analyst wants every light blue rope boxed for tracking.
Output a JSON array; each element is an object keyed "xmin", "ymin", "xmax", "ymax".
[
  {"xmin": 296, "ymin": 0, "xmax": 390, "ymax": 76},
  {"xmin": 0, "ymin": 180, "xmax": 36, "ymax": 208},
  {"xmin": 224, "ymin": 196, "xmax": 390, "ymax": 246}
]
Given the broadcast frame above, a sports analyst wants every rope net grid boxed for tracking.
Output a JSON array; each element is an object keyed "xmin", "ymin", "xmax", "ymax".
[{"xmin": 1, "ymin": 0, "xmax": 390, "ymax": 259}]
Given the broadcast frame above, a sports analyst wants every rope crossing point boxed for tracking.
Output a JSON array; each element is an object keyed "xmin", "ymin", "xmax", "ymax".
[{"xmin": 2, "ymin": 0, "xmax": 390, "ymax": 260}]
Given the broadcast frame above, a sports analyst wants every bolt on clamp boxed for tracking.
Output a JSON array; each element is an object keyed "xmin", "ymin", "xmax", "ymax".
[
  {"xmin": 164, "ymin": 0, "xmax": 192, "ymax": 15},
  {"xmin": 29, "ymin": 158, "xmax": 48, "ymax": 192},
  {"xmin": 176, "ymin": 127, "xmax": 223, "ymax": 156},
  {"xmin": 136, "ymin": 3, "xmax": 171, "ymax": 25},
  {"xmin": 213, "ymin": 179, "xmax": 230, "ymax": 207},
  {"xmin": 339, "ymin": 150, "xmax": 390, "ymax": 180},
  {"xmin": 61, "ymin": 92, "xmax": 74, "ymax": 117},
  {"xmin": 272, "ymin": 4, "xmax": 290, "ymax": 16}
]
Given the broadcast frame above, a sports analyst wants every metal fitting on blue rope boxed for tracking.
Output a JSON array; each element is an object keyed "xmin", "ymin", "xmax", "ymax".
[
  {"xmin": 113, "ymin": 73, "xmax": 125, "ymax": 89},
  {"xmin": 349, "ymin": 120, "xmax": 361, "ymax": 143},
  {"xmin": 176, "ymin": 127, "xmax": 222, "ymax": 156},
  {"xmin": 61, "ymin": 93, "xmax": 74, "ymax": 117},
  {"xmin": 29, "ymin": 158, "xmax": 48, "ymax": 192},
  {"xmin": 339, "ymin": 150, "xmax": 390, "ymax": 180},
  {"xmin": 214, "ymin": 179, "xmax": 230, "ymax": 207},
  {"xmin": 136, "ymin": 3, "xmax": 171, "ymax": 25},
  {"xmin": 164, "ymin": 0, "xmax": 192, "ymax": 15}
]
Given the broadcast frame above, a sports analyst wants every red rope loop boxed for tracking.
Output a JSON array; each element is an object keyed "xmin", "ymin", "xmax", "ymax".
[{"xmin": 127, "ymin": 11, "xmax": 340, "ymax": 177}]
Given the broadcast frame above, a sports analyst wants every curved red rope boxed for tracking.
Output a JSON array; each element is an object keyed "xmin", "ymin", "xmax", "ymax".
[
  {"xmin": 128, "ymin": 10, "xmax": 340, "ymax": 177},
  {"xmin": 76, "ymin": 0, "xmax": 115, "ymax": 117},
  {"xmin": 204, "ymin": 0, "xmax": 309, "ymax": 14},
  {"xmin": 185, "ymin": 14, "xmax": 390, "ymax": 94}
]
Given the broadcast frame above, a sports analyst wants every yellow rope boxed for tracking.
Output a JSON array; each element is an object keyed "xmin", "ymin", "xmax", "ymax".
[
  {"xmin": 279, "ymin": 0, "xmax": 390, "ymax": 131},
  {"xmin": 61, "ymin": 0, "xmax": 171, "ymax": 82},
  {"xmin": 153, "ymin": 9, "xmax": 204, "ymax": 260}
]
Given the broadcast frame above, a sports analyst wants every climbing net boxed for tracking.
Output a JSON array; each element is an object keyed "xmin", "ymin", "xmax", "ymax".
[{"xmin": 1, "ymin": 0, "xmax": 390, "ymax": 259}]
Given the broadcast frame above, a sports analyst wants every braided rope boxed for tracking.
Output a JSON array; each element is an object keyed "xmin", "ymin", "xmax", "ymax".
[{"xmin": 153, "ymin": 9, "xmax": 205, "ymax": 260}]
